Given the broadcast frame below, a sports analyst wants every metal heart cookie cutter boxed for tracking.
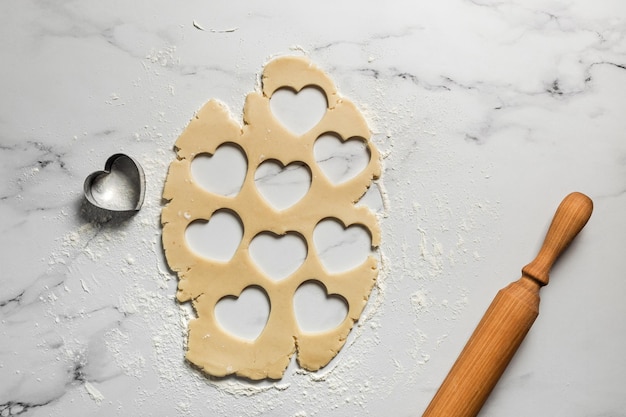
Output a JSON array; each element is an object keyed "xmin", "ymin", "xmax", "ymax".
[{"xmin": 83, "ymin": 153, "xmax": 145, "ymax": 212}]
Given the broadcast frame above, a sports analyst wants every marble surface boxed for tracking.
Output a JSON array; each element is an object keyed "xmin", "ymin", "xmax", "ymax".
[{"xmin": 1, "ymin": 0, "xmax": 626, "ymax": 416}]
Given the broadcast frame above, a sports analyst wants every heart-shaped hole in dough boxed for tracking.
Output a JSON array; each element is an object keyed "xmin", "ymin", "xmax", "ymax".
[
  {"xmin": 294, "ymin": 280, "xmax": 348, "ymax": 333},
  {"xmin": 191, "ymin": 143, "xmax": 247, "ymax": 197},
  {"xmin": 313, "ymin": 218, "xmax": 372, "ymax": 274},
  {"xmin": 269, "ymin": 86, "xmax": 327, "ymax": 136},
  {"xmin": 249, "ymin": 232, "xmax": 307, "ymax": 281},
  {"xmin": 254, "ymin": 160, "xmax": 311, "ymax": 210},
  {"xmin": 185, "ymin": 210, "xmax": 243, "ymax": 262},
  {"xmin": 314, "ymin": 133, "xmax": 370, "ymax": 184},
  {"xmin": 215, "ymin": 286, "xmax": 270, "ymax": 341}
]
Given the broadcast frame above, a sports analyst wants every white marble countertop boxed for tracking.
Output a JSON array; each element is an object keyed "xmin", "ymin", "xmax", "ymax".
[{"xmin": 1, "ymin": 1, "xmax": 625, "ymax": 416}]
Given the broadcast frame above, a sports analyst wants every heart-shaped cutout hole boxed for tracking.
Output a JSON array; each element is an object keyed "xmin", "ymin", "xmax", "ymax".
[
  {"xmin": 215, "ymin": 286, "xmax": 270, "ymax": 341},
  {"xmin": 191, "ymin": 144, "xmax": 247, "ymax": 197},
  {"xmin": 249, "ymin": 232, "xmax": 307, "ymax": 281},
  {"xmin": 269, "ymin": 87, "xmax": 327, "ymax": 136},
  {"xmin": 314, "ymin": 133, "xmax": 370, "ymax": 184},
  {"xmin": 185, "ymin": 210, "xmax": 243, "ymax": 262},
  {"xmin": 314, "ymin": 218, "xmax": 371, "ymax": 273},
  {"xmin": 84, "ymin": 154, "xmax": 145, "ymax": 211},
  {"xmin": 254, "ymin": 160, "xmax": 311, "ymax": 210},
  {"xmin": 294, "ymin": 280, "xmax": 348, "ymax": 333}
]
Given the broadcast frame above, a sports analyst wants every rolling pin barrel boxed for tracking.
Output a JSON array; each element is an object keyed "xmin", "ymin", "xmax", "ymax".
[{"xmin": 422, "ymin": 192, "xmax": 593, "ymax": 417}]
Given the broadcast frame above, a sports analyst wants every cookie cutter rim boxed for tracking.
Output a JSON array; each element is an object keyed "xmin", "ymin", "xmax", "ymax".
[{"xmin": 83, "ymin": 153, "xmax": 146, "ymax": 212}]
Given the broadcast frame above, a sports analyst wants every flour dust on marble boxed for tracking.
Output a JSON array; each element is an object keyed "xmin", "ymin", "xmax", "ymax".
[
  {"xmin": 0, "ymin": 59, "xmax": 469, "ymax": 417},
  {"xmin": 0, "ymin": 58, "xmax": 391, "ymax": 417},
  {"xmin": 0, "ymin": 41, "xmax": 496, "ymax": 415}
]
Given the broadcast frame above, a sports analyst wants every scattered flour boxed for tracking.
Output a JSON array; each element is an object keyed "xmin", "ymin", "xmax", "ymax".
[
  {"xmin": 84, "ymin": 381, "xmax": 104, "ymax": 404},
  {"xmin": 33, "ymin": 52, "xmax": 504, "ymax": 416}
]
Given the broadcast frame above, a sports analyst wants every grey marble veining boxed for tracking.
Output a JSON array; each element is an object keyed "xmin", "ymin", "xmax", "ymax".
[{"xmin": 1, "ymin": 1, "xmax": 625, "ymax": 416}]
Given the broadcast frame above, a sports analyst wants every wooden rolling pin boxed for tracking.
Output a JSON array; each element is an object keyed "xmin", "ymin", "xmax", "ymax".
[{"xmin": 422, "ymin": 192, "xmax": 593, "ymax": 417}]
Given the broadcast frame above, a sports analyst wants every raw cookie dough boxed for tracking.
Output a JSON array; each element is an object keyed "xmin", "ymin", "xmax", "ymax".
[{"xmin": 161, "ymin": 56, "xmax": 381, "ymax": 380}]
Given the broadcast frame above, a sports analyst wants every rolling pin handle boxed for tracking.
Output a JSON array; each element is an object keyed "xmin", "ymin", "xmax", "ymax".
[{"xmin": 522, "ymin": 192, "xmax": 593, "ymax": 286}]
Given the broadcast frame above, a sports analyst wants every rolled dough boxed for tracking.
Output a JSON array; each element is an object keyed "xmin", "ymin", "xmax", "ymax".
[{"xmin": 161, "ymin": 56, "xmax": 381, "ymax": 380}]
